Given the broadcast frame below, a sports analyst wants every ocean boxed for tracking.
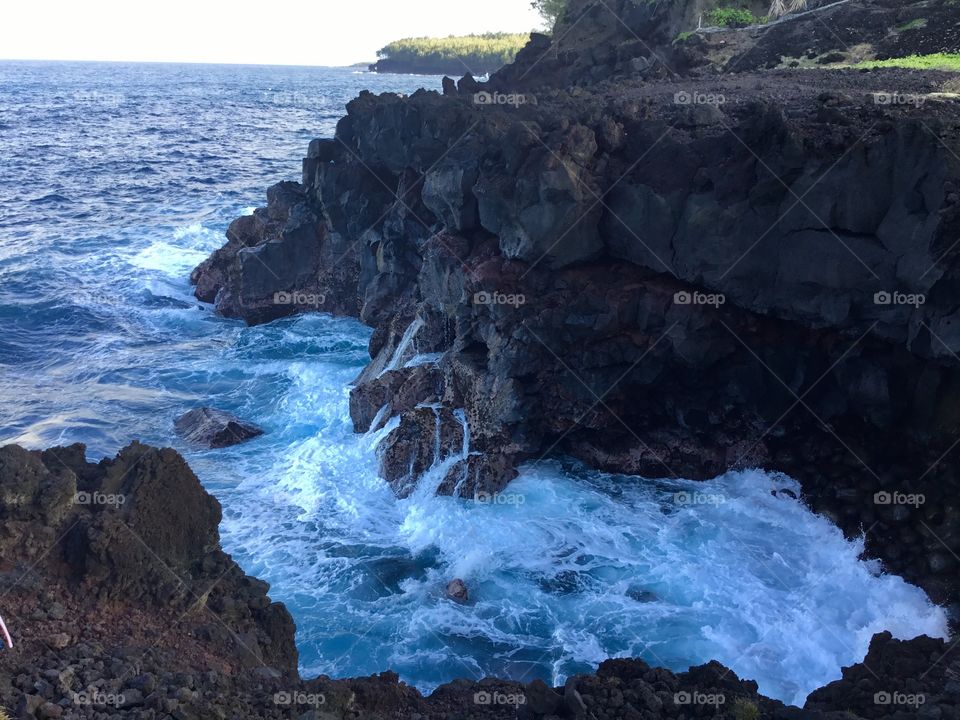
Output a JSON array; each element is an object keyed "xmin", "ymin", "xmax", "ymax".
[{"xmin": 0, "ymin": 60, "xmax": 947, "ymax": 706}]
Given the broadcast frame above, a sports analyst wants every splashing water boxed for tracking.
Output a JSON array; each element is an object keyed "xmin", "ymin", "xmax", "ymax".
[{"xmin": 0, "ymin": 61, "xmax": 948, "ymax": 708}]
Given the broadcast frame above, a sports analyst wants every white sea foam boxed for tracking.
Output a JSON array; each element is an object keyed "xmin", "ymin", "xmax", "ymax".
[
  {"xmin": 216, "ymin": 350, "xmax": 949, "ymax": 705},
  {"xmin": 129, "ymin": 233, "xmax": 215, "ymax": 275}
]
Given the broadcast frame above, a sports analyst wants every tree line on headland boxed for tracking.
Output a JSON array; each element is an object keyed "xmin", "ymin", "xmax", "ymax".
[{"xmin": 369, "ymin": 33, "xmax": 531, "ymax": 76}]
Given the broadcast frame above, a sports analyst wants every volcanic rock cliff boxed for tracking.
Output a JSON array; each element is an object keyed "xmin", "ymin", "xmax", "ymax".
[{"xmin": 193, "ymin": 0, "xmax": 960, "ymax": 616}]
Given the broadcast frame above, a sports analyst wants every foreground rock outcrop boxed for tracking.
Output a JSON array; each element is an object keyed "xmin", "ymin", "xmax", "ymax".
[{"xmin": 1, "ymin": 443, "xmax": 957, "ymax": 719}]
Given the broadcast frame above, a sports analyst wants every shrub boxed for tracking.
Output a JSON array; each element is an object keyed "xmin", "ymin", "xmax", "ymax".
[
  {"xmin": 531, "ymin": 0, "xmax": 569, "ymax": 29},
  {"xmin": 706, "ymin": 6, "xmax": 761, "ymax": 27},
  {"xmin": 734, "ymin": 699, "xmax": 761, "ymax": 720}
]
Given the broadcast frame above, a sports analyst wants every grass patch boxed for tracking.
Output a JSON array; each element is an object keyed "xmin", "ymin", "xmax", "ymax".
[
  {"xmin": 674, "ymin": 30, "xmax": 696, "ymax": 44},
  {"xmin": 852, "ymin": 53, "xmax": 960, "ymax": 71},
  {"xmin": 705, "ymin": 7, "xmax": 764, "ymax": 27},
  {"xmin": 896, "ymin": 18, "xmax": 928, "ymax": 31}
]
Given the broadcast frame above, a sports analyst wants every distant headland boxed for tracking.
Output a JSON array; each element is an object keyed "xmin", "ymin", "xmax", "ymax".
[{"xmin": 367, "ymin": 32, "xmax": 530, "ymax": 75}]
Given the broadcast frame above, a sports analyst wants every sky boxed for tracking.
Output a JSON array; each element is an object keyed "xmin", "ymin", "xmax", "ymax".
[{"xmin": 4, "ymin": 0, "xmax": 544, "ymax": 67}]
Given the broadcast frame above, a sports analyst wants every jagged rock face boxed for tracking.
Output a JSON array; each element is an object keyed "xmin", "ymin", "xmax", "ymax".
[
  {"xmin": 377, "ymin": 406, "xmax": 465, "ymax": 497},
  {"xmin": 0, "ymin": 442, "xmax": 298, "ymax": 673},
  {"xmin": 191, "ymin": 181, "xmax": 360, "ymax": 324},
  {"xmin": 193, "ymin": 68, "xmax": 960, "ymax": 606},
  {"xmin": 601, "ymin": 103, "xmax": 960, "ymax": 354},
  {"xmin": 805, "ymin": 630, "xmax": 957, "ymax": 716},
  {"xmin": 349, "ymin": 364, "xmax": 445, "ymax": 433}
]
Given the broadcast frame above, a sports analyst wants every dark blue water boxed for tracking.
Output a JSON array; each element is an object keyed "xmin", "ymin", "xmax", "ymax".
[{"xmin": 0, "ymin": 61, "xmax": 947, "ymax": 705}]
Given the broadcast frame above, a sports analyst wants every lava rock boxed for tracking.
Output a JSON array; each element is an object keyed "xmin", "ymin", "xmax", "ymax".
[
  {"xmin": 525, "ymin": 679, "xmax": 562, "ymax": 715},
  {"xmin": 445, "ymin": 578, "xmax": 469, "ymax": 603},
  {"xmin": 174, "ymin": 408, "xmax": 264, "ymax": 449}
]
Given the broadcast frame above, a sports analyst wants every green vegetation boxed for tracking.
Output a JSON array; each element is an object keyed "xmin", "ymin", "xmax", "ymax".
[
  {"xmin": 531, "ymin": 0, "xmax": 568, "ymax": 29},
  {"xmin": 895, "ymin": 18, "xmax": 928, "ymax": 31},
  {"xmin": 705, "ymin": 6, "xmax": 764, "ymax": 27},
  {"xmin": 372, "ymin": 33, "xmax": 530, "ymax": 75},
  {"xmin": 851, "ymin": 53, "xmax": 960, "ymax": 71},
  {"xmin": 769, "ymin": 0, "xmax": 807, "ymax": 18},
  {"xmin": 674, "ymin": 30, "xmax": 696, "ymax": 44},
  {"xmin": 733, "ymin": 699, "xmax": 761, "ymax": 720}
]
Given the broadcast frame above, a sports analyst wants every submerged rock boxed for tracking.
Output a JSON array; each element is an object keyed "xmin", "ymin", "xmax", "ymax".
[
  {"xmin": 174, "ymin": 407, "xmax": 264, "ymax": 448},
  {"xmin": 446, "ymin": 578, "xmax": 469, "ymax": 603},
  {"xmin": 626, "ymin": 587, "xmax": 659, "ymax": 603}
]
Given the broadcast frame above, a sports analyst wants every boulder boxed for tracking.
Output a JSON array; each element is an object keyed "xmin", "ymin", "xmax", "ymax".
[
  {"xmin": 445, "ymin": 578, "xmax": 468, "ymax": 603},
  {"xmin": 174, "ymin": 408, "xmax": 264, "ymax": 449}
]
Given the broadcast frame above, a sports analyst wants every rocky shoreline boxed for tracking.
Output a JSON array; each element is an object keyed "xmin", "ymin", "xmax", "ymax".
[
  {"xmin": 192, "ymin": 68, "xmax": 960, "ymax": 615},
  {"xmin": 6, "ymin": 0, "xmax": 959, "ymax": 716},
  {"xmin": 1, "ymin": 442, "xmax": 957, "ymax": 719}
]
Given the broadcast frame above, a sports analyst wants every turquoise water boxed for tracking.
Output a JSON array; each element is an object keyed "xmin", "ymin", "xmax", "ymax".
[{"xmin": 0, "ymin": 60, "xmax": 948, "ymax": 706}]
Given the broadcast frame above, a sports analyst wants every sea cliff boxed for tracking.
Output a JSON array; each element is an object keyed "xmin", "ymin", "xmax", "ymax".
[{"xmin": 194, "ymin": 0, "xmax": 960, "ymax": 614}]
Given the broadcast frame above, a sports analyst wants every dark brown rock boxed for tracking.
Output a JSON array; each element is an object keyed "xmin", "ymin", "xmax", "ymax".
[
  {"xmin": 445, "ymin": 578, "xmax": 468, "ymax": 603},
  {"xmin": 377, "ymin": 407, "xmax": 465, "ymax": 497},
  {"xmin": 174, "ymin": 407, "xmax": 264, "ymax": 448}
]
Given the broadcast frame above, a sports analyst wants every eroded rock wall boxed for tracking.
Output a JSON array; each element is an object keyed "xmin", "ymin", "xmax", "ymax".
[{"xmin": 192, "ymin": 65, "xmax": 960, "ymax": 609}]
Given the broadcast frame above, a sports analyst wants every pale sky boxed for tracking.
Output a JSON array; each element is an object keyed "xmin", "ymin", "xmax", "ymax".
[{"xmin": 4, "ymin": 0, "xmax": 544, "ymax": 66}]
